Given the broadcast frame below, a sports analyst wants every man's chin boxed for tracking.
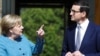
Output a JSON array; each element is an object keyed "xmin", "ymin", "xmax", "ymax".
[{"xmin": 71, "ymin": 18, "xmax": 75, "ymax": 21}]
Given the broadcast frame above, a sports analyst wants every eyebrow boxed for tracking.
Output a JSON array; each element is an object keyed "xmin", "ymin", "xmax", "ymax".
[
  {"xmin": 71, "ymin": 10, "xmax": 80, "ymax": 13},
  {"xmin": 70, "ymin": 9, "xmax": 80, "ymax": 11}
]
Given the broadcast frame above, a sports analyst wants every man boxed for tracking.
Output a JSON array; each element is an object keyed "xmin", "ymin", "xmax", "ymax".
[{"xmin": 61, "ymin": 1, "xmax": 100, "ymax": 56}]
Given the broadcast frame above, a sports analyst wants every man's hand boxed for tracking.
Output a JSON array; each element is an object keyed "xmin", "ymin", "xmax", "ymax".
[
  {"xmin": 65, "ymin": 52, "xmax": 73, "ymax": 56},
  {"xmin": 37, "ymin": 24, "xmax": 45, "ymax": 37},
  {"xmin": 73, "ymin": 51, "xmax": 85, "ymax": 56}
]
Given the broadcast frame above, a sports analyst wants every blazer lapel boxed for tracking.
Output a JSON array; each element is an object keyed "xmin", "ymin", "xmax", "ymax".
[{"xmin": 80, "ymin": 22, "xmax": 94, "ymax": 51}]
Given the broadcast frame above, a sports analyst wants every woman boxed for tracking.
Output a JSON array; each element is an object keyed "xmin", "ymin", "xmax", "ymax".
[{"xmin": 0, "ymin": 14, "xmax": 45, "ymax": 56}]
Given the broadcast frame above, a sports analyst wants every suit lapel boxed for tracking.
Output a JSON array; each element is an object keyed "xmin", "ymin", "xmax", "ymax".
[{"xmin": 80, "ymin": 22, "xmax": 94, "ymax": 51}]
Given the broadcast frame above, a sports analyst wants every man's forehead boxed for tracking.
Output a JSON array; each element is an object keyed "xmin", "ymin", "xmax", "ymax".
[{"xmin": 71, "ymin": 5, "xmax": 80, "ymax": 10}]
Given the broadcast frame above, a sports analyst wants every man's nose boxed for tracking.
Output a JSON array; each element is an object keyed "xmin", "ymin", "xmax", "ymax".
[{"xmin": 70, "ymin": 11, "xmax": 73, "ymax": 15}]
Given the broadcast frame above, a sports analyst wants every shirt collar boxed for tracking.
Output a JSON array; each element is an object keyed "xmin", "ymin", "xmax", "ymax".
[{"xmin": 77, "ymin": 19, "xmax": 89, "ymax": 30}]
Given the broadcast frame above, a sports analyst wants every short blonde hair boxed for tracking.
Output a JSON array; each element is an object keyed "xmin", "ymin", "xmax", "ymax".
[{"xmin": 1, "ymin": 14, "xmax": 22, "ymax": 35}]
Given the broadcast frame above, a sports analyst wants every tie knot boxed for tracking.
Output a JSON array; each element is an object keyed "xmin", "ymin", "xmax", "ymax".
[{"xmin": 77, "ymin": 24, "xmax": 81, "ymax": 29}]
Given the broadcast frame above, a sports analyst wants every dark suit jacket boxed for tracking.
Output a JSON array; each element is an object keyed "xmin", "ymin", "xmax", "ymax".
[{"xmin": 61, "ymin": 22, "xmax": 100, "ymax": 56}]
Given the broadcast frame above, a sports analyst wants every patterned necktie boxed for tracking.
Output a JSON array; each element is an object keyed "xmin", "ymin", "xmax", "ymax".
[{"xmin": 75, "ymin": 25, "xmax": 81, "ymax": 50}]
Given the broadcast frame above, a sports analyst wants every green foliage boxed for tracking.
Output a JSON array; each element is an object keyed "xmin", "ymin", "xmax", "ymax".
[{"xmin": 20, "ymin": 8, "xmax": 64, "ymax": 56}]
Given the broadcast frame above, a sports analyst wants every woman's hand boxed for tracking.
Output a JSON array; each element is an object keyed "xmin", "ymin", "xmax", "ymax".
[{"xmin": 37, "ymin": 24, "xmax": 45, "ymax": 37}]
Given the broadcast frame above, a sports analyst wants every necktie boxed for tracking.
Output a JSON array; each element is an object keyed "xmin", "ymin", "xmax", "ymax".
[{"xmin": 75, "ymin": 25, "xmax": 81, "ymax": 50}]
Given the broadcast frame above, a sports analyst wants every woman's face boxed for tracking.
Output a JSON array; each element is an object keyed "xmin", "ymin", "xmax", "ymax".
[{"xmin": 10, "ymin": 23, "xmax": 24, "ymax": 36}]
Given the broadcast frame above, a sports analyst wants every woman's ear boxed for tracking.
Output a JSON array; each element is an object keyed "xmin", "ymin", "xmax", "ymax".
[{"xmin": 9, "ymin": 29, "xmax": 13, "ymax": 33}]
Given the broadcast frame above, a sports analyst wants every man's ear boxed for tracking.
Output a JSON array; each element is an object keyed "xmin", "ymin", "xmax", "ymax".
[{"xmin": 81, "ymin": 11, "xmax": 86, "ymax": 17}]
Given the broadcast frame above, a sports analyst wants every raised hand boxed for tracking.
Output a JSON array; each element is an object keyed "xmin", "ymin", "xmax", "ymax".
[{"xmin": 37, "ymin": 24, "xmax": 45, "ymax": 37}]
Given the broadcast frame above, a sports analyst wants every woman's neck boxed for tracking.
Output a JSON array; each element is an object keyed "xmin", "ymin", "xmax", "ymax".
[{"xmin": 7, "ymin": 33, "xmax": 17, "ymax": 40}]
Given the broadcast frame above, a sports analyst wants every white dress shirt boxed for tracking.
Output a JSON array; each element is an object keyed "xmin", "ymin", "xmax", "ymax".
[{"xmin": 75, "ymin": 19, "xmax": 89, "ymax": 49}]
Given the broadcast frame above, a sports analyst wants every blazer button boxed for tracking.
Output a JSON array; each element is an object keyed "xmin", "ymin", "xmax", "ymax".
[
  {"xmin": 23, "ymin": 53, "xmax": 25, "ymax": 55},
  {"xmin": 19, "ymin": 48, "xmax": 21, "ymax": 50}
]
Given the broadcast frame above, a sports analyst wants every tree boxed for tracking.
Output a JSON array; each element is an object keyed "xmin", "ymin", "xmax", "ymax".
[{"xmin": 21, "ymin": 8, "xmax": 64, "ymax": 56}]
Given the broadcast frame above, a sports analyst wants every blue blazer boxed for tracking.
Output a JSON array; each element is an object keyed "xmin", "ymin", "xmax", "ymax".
[
  {"xmin": 61, "ymin": 22, "xmax": 100, "ymax": 56},
  {"xmin": 0, "ymin": 34, "xmax": 44, "ymax": 56}
]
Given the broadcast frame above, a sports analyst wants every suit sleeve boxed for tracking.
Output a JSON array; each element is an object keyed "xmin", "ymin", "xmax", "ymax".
[
  {"xmin": 30, "ymin": 37, "xmax": 44, "ymax": 55},
  {"xmin": 22, "ymin": 34, "xmax": 44, "ymax": 55},
  {"xmin": 61, "ymin": 29, "xmax": 68, "ymax": 56}
]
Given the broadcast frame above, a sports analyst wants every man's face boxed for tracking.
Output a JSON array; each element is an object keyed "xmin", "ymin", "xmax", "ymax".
[{"xmin": 70, "ymin": 5, "xmax": 83, "ymax": 22}]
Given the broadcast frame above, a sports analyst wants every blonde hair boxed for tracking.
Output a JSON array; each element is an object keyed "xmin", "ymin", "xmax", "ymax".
[{"xmin": 1, "ymin": 14, "xmax": 22, "ymax": 35}]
